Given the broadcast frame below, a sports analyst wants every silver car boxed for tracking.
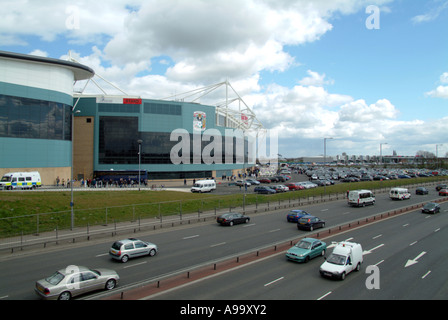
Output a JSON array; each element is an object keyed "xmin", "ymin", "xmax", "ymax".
[
  {"xmin": 109, "ymin": 238, "xmax": 158, "ymax": 263},
  {"xmin": 35, "ymin": 265, "xmax": 119, "ymax": 300}
]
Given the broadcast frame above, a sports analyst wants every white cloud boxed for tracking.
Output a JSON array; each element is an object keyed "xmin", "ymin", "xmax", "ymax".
[
  {"xmin": 426, "ymin": 72, "xmax": 448, "ymax": 99},
  {"xmin": 299, "ymin": 70, "xmax": 334, "ymax": 86}
]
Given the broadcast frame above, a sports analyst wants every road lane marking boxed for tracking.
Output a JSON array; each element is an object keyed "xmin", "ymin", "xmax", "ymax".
[
  {"xmin": 183, "ymin": 235, "xmax": 199, "ymax": 240},
  {"xmin": 409, "ymin": 241, "xmax": 418, "ymax": 246},
  {"xmin": 243, "ymin": 223, "xmax": 256, "ymax": 228},
  {"xmin": 375, "ymin": 260, "xmax": 384, "ymax": 266},
  {"xmin": 264, "ymin": 277, "xmax": 284, "ymax": 287},
  {"xmin": 96, "ymin": 253, "xmax": 109, "ymax": 257},
  {"xmin": 422, "ymin": 271, "xmax": 431, "ymax": 279},
  {"xmin": 317, "ymin": 291, "xmax": 332, "ymax": 300},
  {"xmin": 123, "ymin": 261, "xmax": 147, "ymax": 269},
  {"xmin": 269, "ymin": 229, "xmax": 281, "ymax": 233},
  {"xmin": 363, "ymin": 244, "xmax": 384, "ymax": 255},
  {"xmin": 372, "ymin": 234, "xmax": 382, "ymax": 239},
  {"xmin": 210, "ymin": 242, "xmax": 226, "ymax": 248},
  {"xmin": 405, "ymin": 251, "xmax": 426, "ymax": 268}
]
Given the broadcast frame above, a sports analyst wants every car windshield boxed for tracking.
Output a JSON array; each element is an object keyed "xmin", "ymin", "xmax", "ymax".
[
  {"xmin": 326, "ymin": 253, "xmax": 347, "ymax": 266},
  {"xmin": 0, "ymin": 176, "xmax": 11, "ymax": 182},
  {"xmin": 45, "ymin": 271, "xmax": 65, "ymax": 285},
  {"xmin": 296, "ymin": 241, "xmax": 311, "ymax": 249},
  {"xmin": 424, "ymin": 203, "xmax": 435, "ymax": 208}
]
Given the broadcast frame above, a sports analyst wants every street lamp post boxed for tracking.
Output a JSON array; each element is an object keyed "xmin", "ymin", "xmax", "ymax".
[
  {"xmin": 138, "ymin": 140, "xmax": 143, "ymax": 191},
  {"xmin": 380, "ymin": 143, "xmax": 388, "ymax": 166}
]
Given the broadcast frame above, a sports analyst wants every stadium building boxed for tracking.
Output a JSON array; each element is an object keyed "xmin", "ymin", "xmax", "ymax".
[{"xmin": 0, "ymin": 51, "xmax": 263, "ymax": 186}]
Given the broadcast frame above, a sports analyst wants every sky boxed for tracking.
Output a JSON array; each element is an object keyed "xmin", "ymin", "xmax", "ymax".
[{"xmin": 1, "ymin": 0, "xmax": 447, "ymax": 159}]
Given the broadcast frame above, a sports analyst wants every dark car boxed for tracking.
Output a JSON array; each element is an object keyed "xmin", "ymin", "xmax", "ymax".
[
  {"xmin": 254, "ymin": 186, "xmax": 276, "ymax": 194},
  {"xmin": 297, "ymin": 215, "xmax": 325, "ymax": 231},
  {"xmin": 421, "ymin": 202, "xmax": 440, "ymax": 214},
  {"xmin": 287, "ymin": 209, "xmax": 310, "ymax": 222},
  {"xmin": 415, "ymin": 187, "xmax": 429, "ymax": 195},
  {"xmin": 436, "ymin": 184, "xmax": 447, "ymax": 191},
  {"xmin": 217, "ymin": 213, "xmax": 250, "ymax": 226}
]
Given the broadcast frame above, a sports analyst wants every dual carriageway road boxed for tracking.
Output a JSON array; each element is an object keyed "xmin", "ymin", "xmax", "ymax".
[{"xmin": 0, "ymin": 183, "xmax": 447, "ymax": 300}]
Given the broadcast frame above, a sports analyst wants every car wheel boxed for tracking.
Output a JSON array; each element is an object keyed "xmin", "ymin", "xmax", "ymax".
[
  {"xmin": 340, "ymin": 272, "xmax": 346, "ymax": 280},
  {"xmin": 321, "ymin": 249, "xmax": 326, "ymax": 256},
  {"xmin": 149, "ymin": 249, "xmax": 156, "ymax": 256},
  {"xmin": 304, "ymin": 256, "xmax": 310, "ymax": 263},
  {"xmin": 245, "ymin": 218, "xmax": 249, "ymax": 223},
  {"xmin": 229, "ymin": 221, "xmax": 234, "ymax": 226},
  {"xmin": 310, "ymin": 226, "xmax": 314, "ymax": 231},
  {"xmin": 121, "ymin": 255, "xmax": 129, "ymax": 263},
  {"xmin": 355, "ymin": 263, "xmax": 361, "ymax": 272},
  {"xmin": 58, "ymin": 291, "xmax": 71, "ymax": 300},
  {"xmin": 105, "ymin": 279, "xmax": 117, "ymax": 290}
]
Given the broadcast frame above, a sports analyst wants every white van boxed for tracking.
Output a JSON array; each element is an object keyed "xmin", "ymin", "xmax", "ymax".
[
  {"xmin": 319, "ymin": 241, "xmax": 363, "ymax": 280},
  {"xmin": 0, "ymin": 171, "xmax": 42, "ymax": 190},
  {"xmin": 191, "ymin": 179, "xmax": 216, "ymax": 193},
  {"xmin": 389, "ymin": 187, "xmax": 411, "ymax": 200},
  {"xmin": 348, "ymin": 189, "xmax": 375, "ymax": 207}
]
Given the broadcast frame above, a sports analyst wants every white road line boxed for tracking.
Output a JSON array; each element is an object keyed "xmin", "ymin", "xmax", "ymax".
[
  {"xmin": 264, "ymin": 277, "xmax": 284, "ymax": 287},
  {"xmin": 183, "ymin": 235, "xmax": 199, "ymax": 240},
  {"xmin": 210, "ymin": 242, "xmax": 226, "ymax": 248},
  {"xmin": 435, "ymin": 228, "xmax": 440, "ymax": 232},
  {"xmin": 243, "ymin": 223, "xmax": 256, "ymax": 228},
  {"xmin": 269, "ymin": 229, "xmax": 281, "ymax": 233},
  {"xmin": 375, "ymin": 260, "xmax": 385, "ymax": 266},
  {"xmin": 409, "ymin": 241, "xmax": 418, "ymax": 246},
  {"xmin": 403, "ymin": 223, "xmax": 410, "ymax": 227},
  {"xmin": 96, "ymin": 253, "xmax": 109, "ymax": 257},
  {"xmin": 372, "ymin": 234, "xmax": 382, "ymax": 239},
  {"xmin": 123, "ymin": 261, "xmax": 147, "ymax": 269},
  {"xmin": 317, "ymin": 291, "xmax": 332, "ymax": 300},
  {"xmin": 422, "ymin": 271, "xmax": 431, "ymax": 279}
]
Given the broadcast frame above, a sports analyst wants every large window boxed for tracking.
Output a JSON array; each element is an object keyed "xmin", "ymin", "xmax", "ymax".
[
  {"xmin": 0, "ymin": 94, "xmax": 72, "ymax": 140},
  {"xmin": 98, "ymin": 116, "xmax": 139, "ymax": 164},
  {"xmin": 98, "ymin": 116, "xmax": 250, "ymax": 165}
]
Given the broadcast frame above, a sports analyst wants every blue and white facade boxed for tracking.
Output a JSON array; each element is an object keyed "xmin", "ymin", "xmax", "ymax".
[
  {"xmin": 0, "ymin": 51, "xmax": 94, "ymax": 185},
  {"xmin": 1, "ymin": 51, "xmax": 261, "ymax": 185}
]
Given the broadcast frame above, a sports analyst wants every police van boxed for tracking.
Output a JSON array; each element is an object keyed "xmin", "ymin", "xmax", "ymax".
[
  {"xmin": 191, "ymin": 179, "xmax": 216, "ymax": 193},
  {"xmin": 348, "ymin": 189, "xmax": 375, "ymax": 207},
  {"xmin": 0, "ymin": 172, "xmax": 42, "ymax": 190}
]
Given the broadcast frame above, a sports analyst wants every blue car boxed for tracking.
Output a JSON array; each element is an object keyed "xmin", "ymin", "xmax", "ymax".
[
  {"xmin": 286, "ymin": 238, "xmax": 327, "ymax": 263},
  {"xmin": 286, "ymin": 209, "xmax": 310, "ymax": 222}
]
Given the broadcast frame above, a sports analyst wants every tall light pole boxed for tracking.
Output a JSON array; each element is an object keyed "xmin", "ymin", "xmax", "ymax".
[
  {"xmin": 324, "ymin": 137, "xmax": 333, "ymax": 195},
  {"xmin": 380, "ymin": 143, "xmax": 388, "ymax": 166},
  {"xmin": 70, "ymin": 109, "xmax": 81, "ymax": 230},
  {"xmin": 324, "ymin": 137, "xmax": 333, "ymax": 166},
  {"xmin": 138, "ymin": 139, "xmax": 143, "ymax": 191}
]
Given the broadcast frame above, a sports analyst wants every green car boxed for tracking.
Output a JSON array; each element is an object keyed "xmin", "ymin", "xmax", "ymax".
[{"xmin": 286, "ymin": 238, "xmax": 327, "ymax": 263}]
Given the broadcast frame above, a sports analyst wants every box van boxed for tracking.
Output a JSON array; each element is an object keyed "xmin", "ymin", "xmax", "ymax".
[
  {"xmin": 319, "ymin": 241, "xmax": 363, "ymax": 280},
  {"xmin": 191, "ymin": 179, "xmax": 216, "ymax": 193},
  {"xmin": 348, "ymin": 189, "xmax": 375, "ymax": 207},
  {"xmin": 389, "ymin": 187, "xmax": 411, "ymax": 200},
  {"xmin": 0, "ymin": 171, "xmax": 42, "ymax": 190}
]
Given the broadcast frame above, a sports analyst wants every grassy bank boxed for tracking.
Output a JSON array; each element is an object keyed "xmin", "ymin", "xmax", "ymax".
[{"xmin": 0, "ymin": 176, "xmax": 446, "ymax": 237}]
